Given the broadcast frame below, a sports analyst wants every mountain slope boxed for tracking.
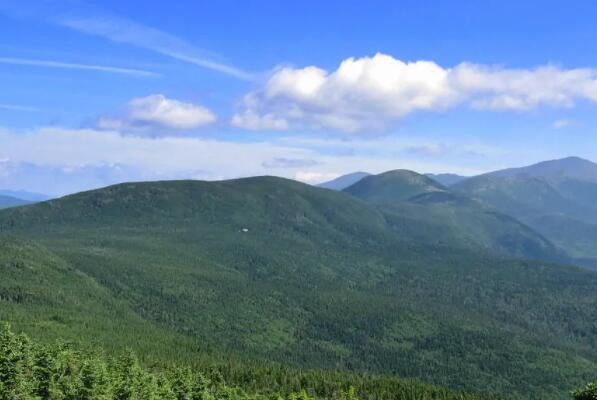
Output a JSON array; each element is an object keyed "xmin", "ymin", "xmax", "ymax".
[
  {"xmin": 454, "ymin": 157, "xmax": 597, "ymax": 260},
  {"xmin": 318, "ymin": 172, "xmax": 371, "ymax": 190},
  {"xmin": 488, "ymin": 156, "xmax": 597, "ymax": 182},
  {"xmin": 343, "ymin": 170, "xmax": 560, "ymax": 261},
  {"xmin": 1, "ymin": 177, "xmax": 597, "ymax": 398}
]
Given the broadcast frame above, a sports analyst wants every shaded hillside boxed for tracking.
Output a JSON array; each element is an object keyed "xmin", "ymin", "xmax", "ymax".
[
  {"xmin": 0, "ymin": 178, "xmax": 596, "ymax": 398},
  {"xmin": 453, "ymin": 157, "xmax": 597, "ymax": 260}
]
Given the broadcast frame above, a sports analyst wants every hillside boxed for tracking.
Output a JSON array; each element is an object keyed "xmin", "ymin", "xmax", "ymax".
[
  {"xmin": 454, "ymin": 157, "xmax": 597, "ymax": 260},
  {"xmin": 1, "ymin": 177, "xmax": 597, "ymax": 398},
  {"xmin": 343, "ymin": 170, "xmax": 561, "ymax": 261}
]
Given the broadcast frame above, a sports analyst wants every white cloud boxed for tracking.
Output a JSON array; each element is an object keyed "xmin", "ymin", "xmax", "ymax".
[
  {"xmin": 233, "ymin": 54, "xmax": 597, "ymax": 132},
  {"xmin": 0, "ymin": 126, "xmax": 501, "ymax": 195},
  {"xmin": 98, "ymin": 94, "xmax": 217, "ymax": 135},
  {"xmin": 0, "ymin": 57, "xmax": 158, "ymax": 77},
  {"xmin": 552, "ymin": 118, "xmax": 580, "ymax": 129}
]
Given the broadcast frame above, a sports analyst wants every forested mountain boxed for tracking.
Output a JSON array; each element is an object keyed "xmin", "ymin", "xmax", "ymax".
[
  {"xmin": 318, "ymin": 172, "xmax": 371, "ymax": 190},
  {"xmin": 343, "ymin": 170, "xmax": 561, "ymax": 261},
  {"xmin": 0, "ymin": 194, "xmax": 31, "ymax": 209},
  {"xmin": 1, "ymin": 177, "xmax": 597, "ymax": 398},
  {"xmin": 344, "ymin": 170, "xmax": 445, "ymax": 202},
  {"xmin": 454, "ymin": 157, "xmax": 597, "ymax": 261}
]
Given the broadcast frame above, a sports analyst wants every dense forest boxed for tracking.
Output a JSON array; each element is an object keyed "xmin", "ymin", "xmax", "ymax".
[{"xmin": 0, "ymin": 325, "xmax": 497, "ymax": 400}]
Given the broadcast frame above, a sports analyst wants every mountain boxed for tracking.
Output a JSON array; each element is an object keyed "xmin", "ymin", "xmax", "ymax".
[
  {"xmin": 343, "ymin": 170, "xmax": 445, "ymax": 202},
  {"xmin": 425, "ymin": 173, "xmax": 468, "ymax": 186},
  {"xmin": 487, "ymin": 156, "xmax": 597, "ymax": 182},
  {"xmin": 1, "ymin": 177, "xmax": 597, "ymax": 398},
  {"xmin": 343, "ymin": 170, "xmax": 560, "ymax": 261},
  {"xmin": 0, "ymin": 194, "xmax": 31, "ymax": 209},
  {"xmin": 317, "ymin": 172, "xmax": 371, "ymax": 190},
  {"xmin": 0, "ymin": 189, "xmax": 50, "ymax": 202},
  {"xmin": 454, "ymin": 157, "xmax": 597, "ymax": 260}
]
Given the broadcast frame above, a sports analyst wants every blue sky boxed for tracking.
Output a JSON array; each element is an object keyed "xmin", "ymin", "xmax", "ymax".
[{"xmin": 1, "ymin": 0, "xmax": 597, "ymax": 196}]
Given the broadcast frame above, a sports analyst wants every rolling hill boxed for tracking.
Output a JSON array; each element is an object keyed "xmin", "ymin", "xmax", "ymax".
[{"xmin": 1, "ymin": 177, "xmax": 597, "ymax": 398}]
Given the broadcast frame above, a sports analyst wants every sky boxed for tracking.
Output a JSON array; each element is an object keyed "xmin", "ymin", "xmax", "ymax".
[{"xmin": 2, "ymin": 0, "xmax": 597, "ymax": 196}]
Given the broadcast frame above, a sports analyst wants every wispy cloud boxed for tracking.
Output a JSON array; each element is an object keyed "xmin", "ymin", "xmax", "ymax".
[
  {"xmin": 0, "ymin": 103, "xmax": 40, "ymax": 112},
  {"xmin": 57, "ymin": 15, "xmax": 254, "ymax": 81},
  {"xmin": 0, "ymin": 1, "xmax": 253, "ymax": 80},
  {"xmin": 0, "ymin": 56, "xmax": 158, "ymax": 77},
  {"xmin": 552, "ymin": 118, "xmax": 581, "ymax": 129}
]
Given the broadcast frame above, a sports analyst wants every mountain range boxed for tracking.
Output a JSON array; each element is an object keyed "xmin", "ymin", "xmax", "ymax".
[
  {"xmin": 2, "ymin": 160, "xmax": 597, "ymax": 398},
  {"xmin": 324, "ymin": 156, "xmax": 597, "ymax": 266}
]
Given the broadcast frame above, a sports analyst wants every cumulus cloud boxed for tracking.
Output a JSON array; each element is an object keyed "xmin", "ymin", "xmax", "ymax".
[
  {"xmin": 98, "ymin": 94, "xmax": 217, "ymax": 135},
  {"xmin": 232, "ymin": 53, "xmax": 597, "ymax": 133}
]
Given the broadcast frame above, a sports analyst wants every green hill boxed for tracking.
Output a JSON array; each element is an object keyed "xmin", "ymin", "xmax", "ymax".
[{"xmin": 1, "ymin": 177, "xmax": 597, "ymax": 398}]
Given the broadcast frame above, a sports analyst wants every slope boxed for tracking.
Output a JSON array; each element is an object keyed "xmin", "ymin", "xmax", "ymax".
[{"xmin": 453, "ymin": 157, "xmax": 597, "ymax": 260}]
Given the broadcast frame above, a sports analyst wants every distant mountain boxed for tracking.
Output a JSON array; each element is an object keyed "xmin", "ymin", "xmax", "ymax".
[
  {"xmin": 343, "ymin": 170, "xmax": 561, "ymax": 261},
  {"xmin": 487, "ymin": 156, "xmax": 597, "ymax": 182},
  {"xmin": 317, "ymin": 171, "xmax": 370, "ymax": 190},
  {"xmin": 425, "ymin": 173, "xmax": 468, "ymax": 186},
  {"xmin": 454, "ymin": 157, "xmax": 597, "ymax": 260},
  {"xmin": 0, "ymin": 194, "xmax": 31, "ymax": 209},
  {"xmin": 344, "ymin": 170, "xmax": 445, "ymax": 202},
  {"xmin": 0, "ymin": 189, "xmax": 50, "ymax": 202},
  {"xmin": 1, "ymin": 177, "xmax": 597, "ymax": 398}
]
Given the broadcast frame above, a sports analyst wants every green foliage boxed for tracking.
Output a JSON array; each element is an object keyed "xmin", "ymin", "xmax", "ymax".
[
  {"xmin": 573, "ymin": 382, "xmax": 597, "ymax": 400},
  {"xmin": 0, "ymin": 326, "xmax": 490, "ymax": 400},
  {"xmin": 0, "ymin": 178, "xmax": 596, "ymax": 398}
]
